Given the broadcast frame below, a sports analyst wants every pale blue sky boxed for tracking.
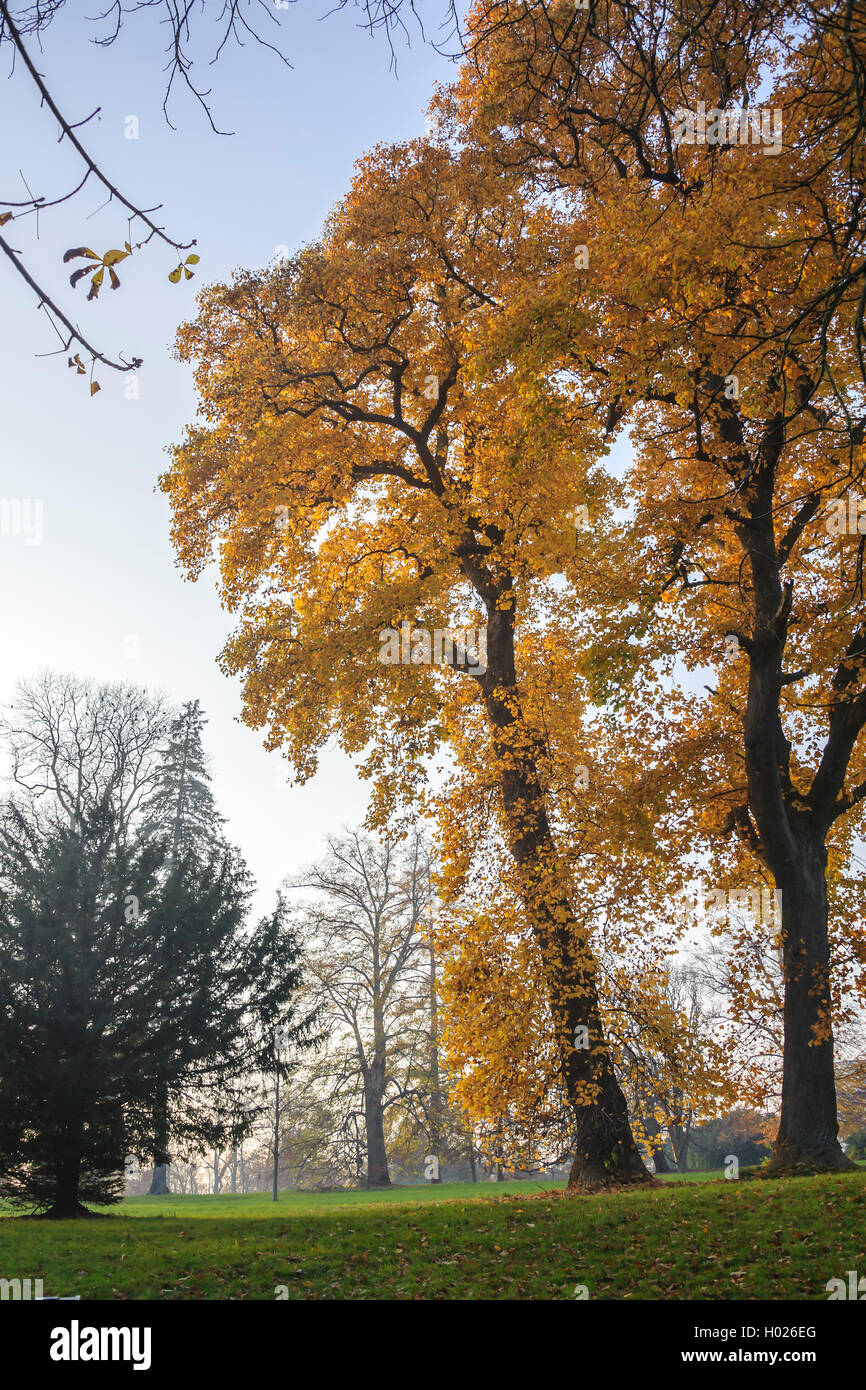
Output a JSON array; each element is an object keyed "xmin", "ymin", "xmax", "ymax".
[{"xmin": 0, "ymin": 2, "xmax": 455, "ymax": 916}]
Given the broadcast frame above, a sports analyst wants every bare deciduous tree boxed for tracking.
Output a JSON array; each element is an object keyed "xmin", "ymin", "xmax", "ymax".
[
  {"xmin": 1, "ymin": 671, "xmax": 170, "ymax": 837},
  {"xmin": 289, "ymin": 828, "xmax": 434, "ymax": 1188}
]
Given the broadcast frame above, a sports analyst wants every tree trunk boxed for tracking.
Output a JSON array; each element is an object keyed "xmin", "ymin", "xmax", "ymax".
[
  {"xmin": 43, "ymin": 1140, "xmax": 90, "ymax": 1218},
  {"xmin": 771, "ymin": 831, "xmax": 852, "ymax": 1170},
  {"xmin": 364, "ymin": 1085, "xmax": 391, "ymax": 1188},
  {"xmin": 365, "ymin": 931, "xmax": 391, "ymax": 1188},
  {"xmin": 476, "ymin": 597, "xmax": 650, "ymax": 1191},
  {"xmin": 148, "ymin": 1164, "xmax": 168, "ymax": 1195},
  {"xmin": 642, "ymin": 1100, "xmax": 671, "ymax": 1173},
  {"xmin": 738, "ymin": 487, "xmax": 852, "ymax": 1174},
  {"xmin": 428, "ymin": 938, "xmax": 442, "ymax": 1181},
  {"xmin": 148, "ymin": 1083, "xmax": 170, "ymax": 1195},
  {"xmin": 566, "ymin": 1048, "xmax": 649, "ymax": 1188},
  {"xmin": 652, "ymin": 1144, "xmax": 672, "ymax": 1175},
  {"xmin": 669, "ymin": 1123, "xmax": 691, "ymax": 1173}
]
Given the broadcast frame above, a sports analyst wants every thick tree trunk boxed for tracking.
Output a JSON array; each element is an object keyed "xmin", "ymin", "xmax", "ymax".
[
  {"xmin": 771, "ymin": 832, "xmax": 852, "ymax": 1171},
  {"xmin": 477, "ymin": 598, "xmax": 650, "ymax": 1191},
  {"xmin": 566, "ymin": 1035, "xmax": 650, "ymax": 1189},
  {"xmin": 364, "ymin": 1085, "xmax": 391, "ymax": 1188},
  {"xmin": 148, "ymin": 1162, "xmax": 169, "ymax": 1195},
  {"xmin": 738, "ymin": 481, "xmax": 853, "ymax": 1174},
  {"xmin": 42, "ymin": 1145, "xmax": 91, "ymax": 1219}
]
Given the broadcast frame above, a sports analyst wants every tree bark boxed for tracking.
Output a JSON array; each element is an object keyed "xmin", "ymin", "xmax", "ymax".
[
  {"xmin": 651, "ymin": 1144, "xmax": 672, "ymax": 1175},
  {"xmin": 737, "ymin": 470, "xmax": 853, "ymax": 1173},
  {"xmin": 363, "ymin": 915, "xmax": 392, "ymax": 1188},
  {"xmin": 148, "ymin": 1164, "xmax": 169, "ymax": 1195},
  {"xmin": 477, "ymin": 593, "xmax": 651, "ymax": 1191},
  {"xmin": 148, "ymin": 1094, "xmax": 170, "ymax": 1194},
  {"xmin": 669, "ymin": 1122, "xmax": 691, "ymax": 1173},
  {"xmin": 428, "ymin": 938, "xmax": 442, "ymax": 1180},
  {"xmin": 42, "ymin": 1135, "xmax": 91, "ymax": 1218},
  {"xmin": 771, "ymin": 828, "xmax": 851, "ymax": 1170},
  {"xmin": 364, "ymin": 1084, "xmax": 391, "ymax": 1187},
  {"xmin": 643, "ymin": 1105, "xmax": 672, "ymax": 1173}
]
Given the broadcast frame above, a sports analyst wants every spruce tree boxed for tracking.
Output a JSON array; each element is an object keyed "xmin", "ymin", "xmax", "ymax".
[
  {"xmin": 0, "ymin": 802, "xmax": 315, "ymax": 1216},
  {"xmin": 139, "ymin": 699, "xmax": 223, "ymax": 1192},
  {"xmin": 0, "ymin": 801, "xmax": 167, "ymax": 1216},
  {"xmin": 140, "ymin": 700, "xmax": 224, "ymax": 862}
]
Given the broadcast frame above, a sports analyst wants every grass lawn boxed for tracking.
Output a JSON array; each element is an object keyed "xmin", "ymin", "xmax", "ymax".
[{"xmin": 1, "ymin": 1169, "xmax": 865, "ymax": 1300}]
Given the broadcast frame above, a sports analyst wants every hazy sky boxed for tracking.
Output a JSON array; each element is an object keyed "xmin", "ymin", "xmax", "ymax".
[{"xmin": 0, "ymin": 2, "xmax": 455, "ymax": 917}]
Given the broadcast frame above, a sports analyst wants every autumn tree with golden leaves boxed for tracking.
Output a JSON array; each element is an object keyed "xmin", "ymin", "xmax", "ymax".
[{"xmin": 162, "ymin": 141, "xmax": 661, "ymax": 1189}]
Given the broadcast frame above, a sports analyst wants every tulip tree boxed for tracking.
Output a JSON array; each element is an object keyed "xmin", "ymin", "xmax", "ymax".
[
  {"xmin": 162, "ymin": 140, "xmax": 658, "ymax": 1188},
  {"xmin": 451, "ymin": 0, "xmax": 866, "ymax": 1169}
]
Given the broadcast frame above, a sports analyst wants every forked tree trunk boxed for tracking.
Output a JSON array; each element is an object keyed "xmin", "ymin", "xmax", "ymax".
[{"xmin": 740, "ymin": 519, "xmax": 852, "ymax": 1173}]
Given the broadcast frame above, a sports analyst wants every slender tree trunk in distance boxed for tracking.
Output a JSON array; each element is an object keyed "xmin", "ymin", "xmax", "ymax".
[
  {"xmin": 148, "ymin": 715, "xmax": 192, "ymax": 1198},
  {"xmin": 272, "ymin": 1068, "xmax": 280, "ymax": 1201},
  {"xmin": 363, "ymin": 922, "xmax": 391, "ymax": 1188},
  {"xmin": 642, "ymin": 1100, "xmax": 671, "ymax": 1174},
  {"xmin": 669, "ymin": 1124, "xmax": 691, "ymax": 1173},
  {"xmin": 651, "ymin": 1145, "xmax": 671, "ymax": 1175},
  {"xmin": 428, "ymin": 937, "xmax": 442, "ymax": 1181},
  {"xmin": 148, "ymin": 1092, "xmax": 170, "ymax": 1194}
]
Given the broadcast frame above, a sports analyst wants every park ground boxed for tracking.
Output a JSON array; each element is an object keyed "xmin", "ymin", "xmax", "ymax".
[{"xmin": 1, "ymin": 1169, "xmax": 865, "ymax": 1300}]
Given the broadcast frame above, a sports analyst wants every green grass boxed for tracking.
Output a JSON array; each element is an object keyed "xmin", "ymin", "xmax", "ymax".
[
  {"xmin": 100, "ymin": 1180, "xmax": 565, "ymax": 1219},
  {"xmin": 1, "ymin": 1170, "xmax": 865, "ymax": 1300}
]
